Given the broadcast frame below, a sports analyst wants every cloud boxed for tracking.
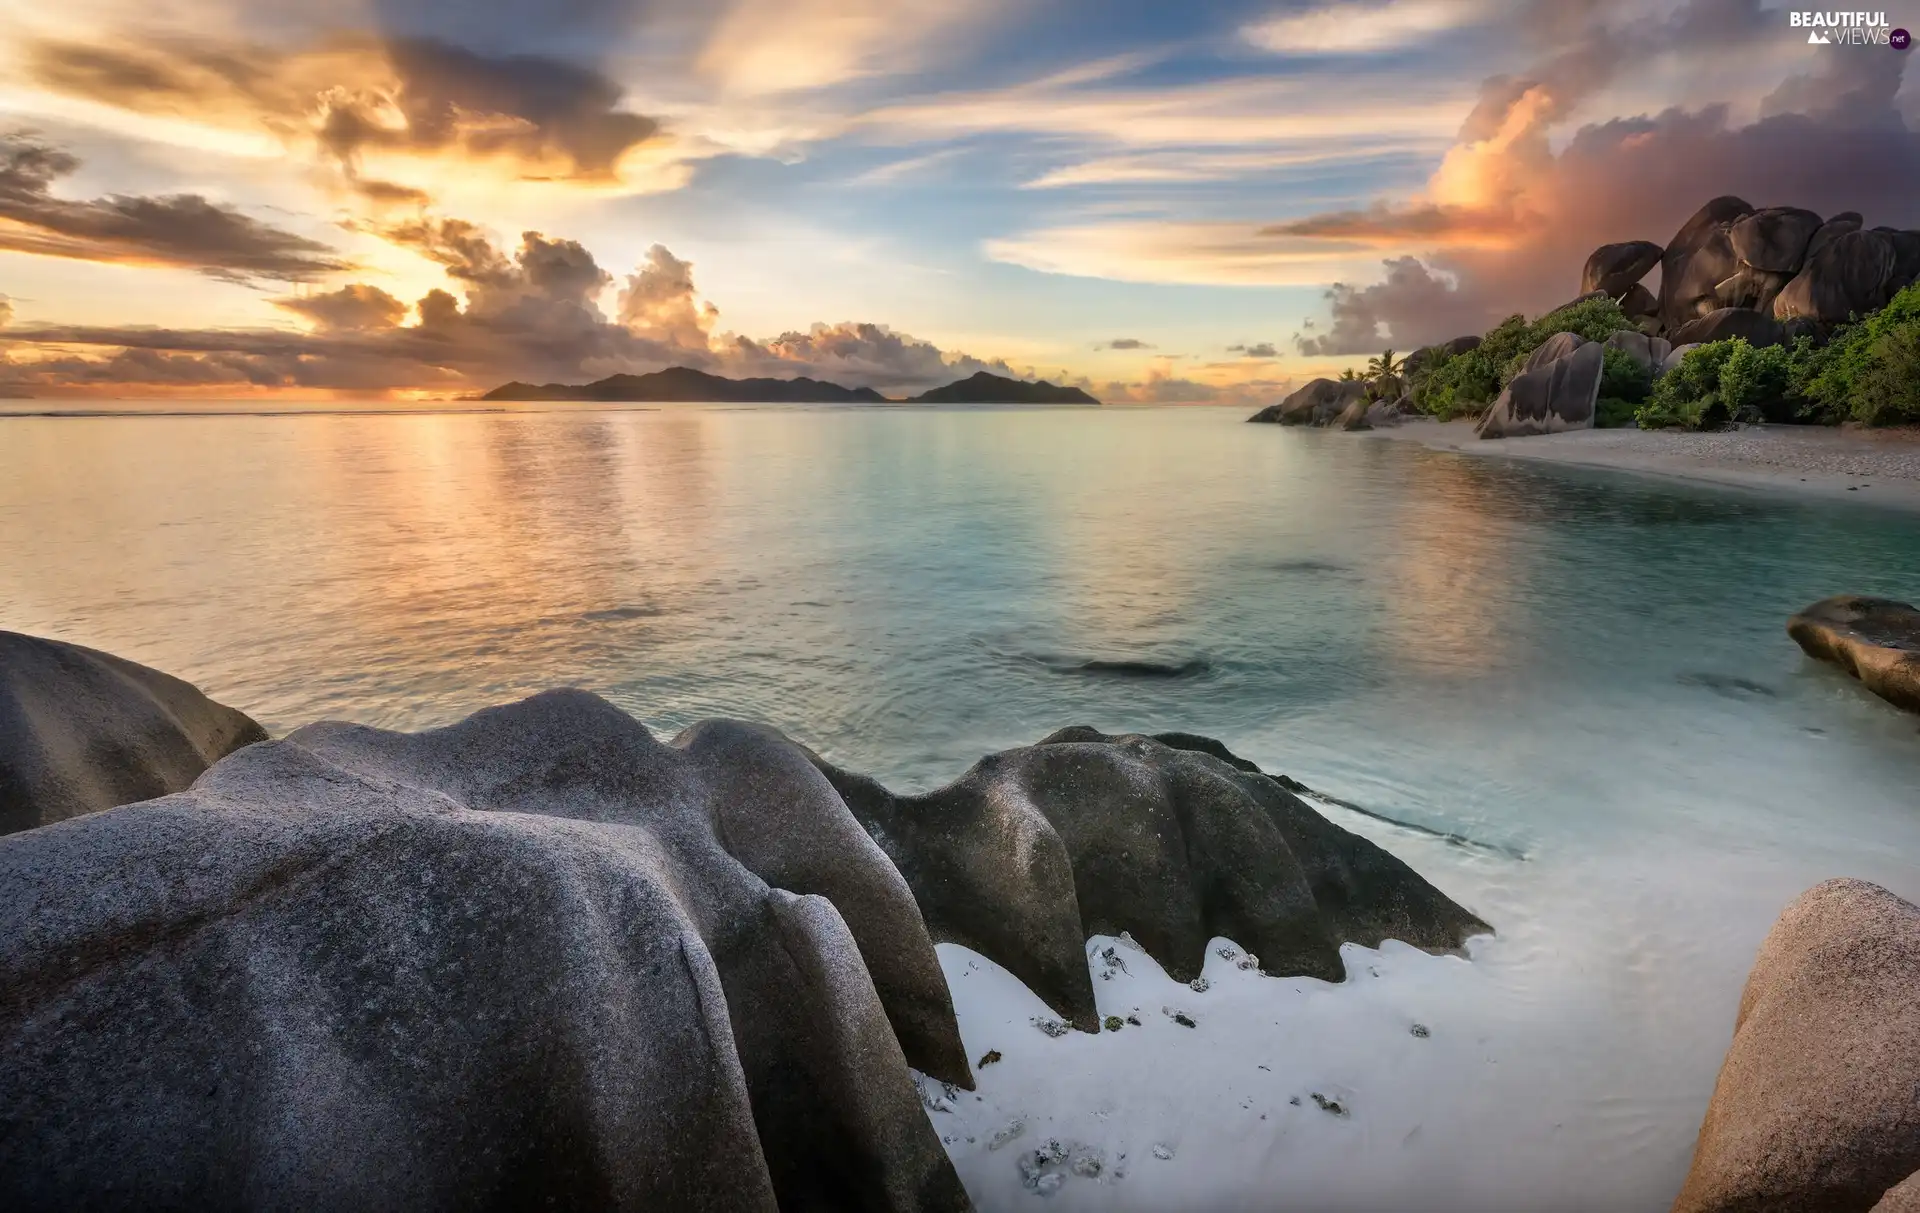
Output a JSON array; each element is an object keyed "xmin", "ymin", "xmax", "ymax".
[
  {"xmin": 1, "ymin": 215, "xmax": 1034, "ymax": 397},
  {"xmin": 985, "ymin": 220, "xmax": 1385, "ymax": 286},
  {"xmin": 275, "ymin": 285, "xmax": 409, "ymax": 332},
  {"xmin": 1228, "ymin": 342, "xmax": 1277, "ymax": 358},
  {"xmin": 1267, "ymin": 0, "xmax": 1920, "ymax": 348},
  {"xmin": 1241, "ymin": 0, "xmax": 1497, "ymax": 56},
  {"xmin": 697, "ymin": 0, "xmax": 992, "ymax": 96},
  {"xmin": 0, "ymin": 133, "xmax": 349, "ymax": 282},
  {"xmin": 1103, "ymin": 337, "xmax": 1152, "ymax": 349},
  {"xmin": 24, "ymin": 33, "xmax": 670, "ymax": 199},
  {"xmin": 618, "ymin": 244, "xmax": 719, "ymax": 351}
]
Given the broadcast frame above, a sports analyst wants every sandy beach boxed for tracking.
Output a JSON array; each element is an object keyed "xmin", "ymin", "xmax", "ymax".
[{"xmin": 1362, "ymin": 419, "xmax": 1920, "ymax": 511}]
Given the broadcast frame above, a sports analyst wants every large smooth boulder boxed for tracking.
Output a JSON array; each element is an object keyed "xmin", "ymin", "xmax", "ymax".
[
  {"xmin": 1729, "ymin": 207, "xmax": 1824, "ymax": 273},
  {"xmin": 1806, "ymin": 214, "xmax": 1865, "ymax": 265},
  {"xmin": 1660, "ymin": 342, "xmax": 1701, "ymax": 378},
  {"xmin": 1476, "ymin": 338, "xmax": 1604, "ymax": 439},
  {"xmin": 1787, "ymin": 596, "xmax": 1920, "ymax": 713},
  {"xmin": 1661, "ymin": 197, "xmax": 1755, "ymax": 333},
  {"xmin": 1619, "ymin": 281, "xmax": 1660, "ymax": 320},
  {"xmin": 1, "ymin": 630, "xmax": 266, "ymax": 836},
  {"xmin": 1523, "ymin": 331, "xmax": 1586, "ymax": 373},
  {"xmin": 1582, "ymin": 240, "xmax": 1664, "ymax": 297},
  {"xmin": 1712, "ymin": 265, "xmax": 1795, "ymax": 314},
  {"xmin": 1671, "ymin": 307, "xmax": 1787, "ymax": 349},
  {"xmin": 1874, "ymin": 228, "xmax": 1920, "ymax": 294},
  {"xmin": 1605, "ymin": 329, "xmax": 1671, "ymax": 373},
  {"xmin": 1672, "ymin": 879, "xmax": 1920, "ymax": 1213},
  {"xmin": 1247, "ymin": 377, "xmax": 1367, "ymax": 425},
  {"xmin": 814, "ymin": 727, "xmax": 1488, "ymax": 1033},
  {"xmin": 0, "ymin": 691, "xmax": 973, "ymax": 1212},
  {"xmin": 1775, "ymin": 230, "xmax": 1899, "ymax": 327}
]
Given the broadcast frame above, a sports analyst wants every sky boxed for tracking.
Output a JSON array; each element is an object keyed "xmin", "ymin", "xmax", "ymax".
[{"xmin": 0, "ymin": 0, "xmax": 1915, "ymax": 401}]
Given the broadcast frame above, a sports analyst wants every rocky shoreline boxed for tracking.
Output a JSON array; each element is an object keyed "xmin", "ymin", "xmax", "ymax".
[{"xmin": 2, "ymin": 631, "xmax": 1917, "ymax": 1210}]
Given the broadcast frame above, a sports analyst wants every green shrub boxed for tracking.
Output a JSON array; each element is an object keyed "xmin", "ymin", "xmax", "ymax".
[
  {"xmin": 1717, "ymin": 340, "xmax": 1796, "ymax": 421},
  {"xmin": 1637, "ymin": 340, "xmax": 1740, "ymax": 430},
  {"xmin": 1595, "ymin": 396, "xmax": 1640, "ymax": 428},
  {"xmin": 1796, "ymin": 283, "xmax": 1920, "ymax": 426},
  {"xmin": 1411, "ymin": 297, "xmax": 1637, "ymax": 419},
  {"xmin": 1598, "ymin": 345, "xmax": 1652, "ymax": 405}
]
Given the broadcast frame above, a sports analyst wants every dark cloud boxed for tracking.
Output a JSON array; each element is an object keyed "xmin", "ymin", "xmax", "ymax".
[
  {"xmin": 26, "ymin": 33, "xmax": 664, "ymax": 198},
  {"xmin": 1227, "ymin": 342, "xmax": 1276, "ymax": 358},
  {"xmin": 1277, "ymin": 0, "xmax": 1919, "ymax": 352},
  {"xmin": 1102, "ymin": 337, "xmax": 1151, "ymax": 349},
  {"xmin": 0, "ymin": 134, "xmax": 349, "ymax": 282},
  {"xmin": 275, "ymin": 284, "xmax": 409, "ymax": 332}
]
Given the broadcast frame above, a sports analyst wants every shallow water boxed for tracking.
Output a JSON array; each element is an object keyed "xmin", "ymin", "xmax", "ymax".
[{"xmin": 4, "ymin": 404, "xmax": 1919, "ymax": 1210}]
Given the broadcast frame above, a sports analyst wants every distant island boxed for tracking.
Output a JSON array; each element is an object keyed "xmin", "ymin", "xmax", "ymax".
[
  {"xmin": 903, "ymin": 372, "xmax": 1098, "ymax": 405},
  {"xmin": 482, "ymin": 366, "xmax": 1099, "ymax": 405}
]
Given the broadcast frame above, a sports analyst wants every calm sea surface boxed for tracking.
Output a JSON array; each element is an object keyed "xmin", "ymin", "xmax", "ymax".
[{"xmin": 4, "ymin": 402, "xmax": 1919, "ymax": 1208}]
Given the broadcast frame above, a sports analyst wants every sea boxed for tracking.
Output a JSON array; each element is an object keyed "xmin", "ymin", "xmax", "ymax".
[{"xmin": 4, "ymin": 401, "xmax": 1919, "ymax": 1210}]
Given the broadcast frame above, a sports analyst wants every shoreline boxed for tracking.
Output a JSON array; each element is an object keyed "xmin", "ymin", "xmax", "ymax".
[{"xmin": 1360, "ymin": 418, "xmax": 1920, "ymax": 512}]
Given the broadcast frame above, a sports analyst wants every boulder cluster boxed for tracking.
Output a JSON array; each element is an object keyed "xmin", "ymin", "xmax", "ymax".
[
  {"xmin": 1250, "ymin": 196, "xmax": 1920, "ymax": 439},
  {"xmin": 0, "ymin": 631, "xmax": 1488, "ymax": 1211}
]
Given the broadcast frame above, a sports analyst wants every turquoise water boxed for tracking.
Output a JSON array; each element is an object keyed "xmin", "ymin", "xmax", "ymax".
[{"xmin": 4, "ymin": 404, "xmax": 1919, "ymax": 1207}]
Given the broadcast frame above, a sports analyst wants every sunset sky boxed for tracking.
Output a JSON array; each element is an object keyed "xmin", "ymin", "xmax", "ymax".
[{"xmin": 0, "ymin": 0, "xmax": 1915, "ymax": 400}]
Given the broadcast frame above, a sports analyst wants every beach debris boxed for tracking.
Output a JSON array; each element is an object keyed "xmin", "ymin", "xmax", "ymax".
[
  {"xmin": 1411, "ymin": 1023, "xmax": 1431, "ymax": 1039},
  {"xmin": 1161, "ymin": 1005, "xmax": 1197, "ymax": 1028},
  {"xmin": 1018, "ymin": 1139, "xmax": 1073, "ymax": 1196},
  {"xmin": 978, "ymin": 1049, "xmax": 1003, "ymax": 1068},
  {"xmin": 1151, "ymin": 1144, "xmax": 1175, "ymax": 1160},
  {"xmin": 919, "ymin": 1078, "xmax": 958, "ymax": 1113},
  {"xmin": 987, "ymin": 1118, "xmax": 1027, "ymax": 1151},
  {"xmin": 1031, "ymin": 1016, "xmax": 1071, "ymax": 1038},
  {"xmin": 1216, "ymin": 945, "xmax": 1238, "ymax": 961},
  {"xmin": 1311, "ymin": 1092, "xmax": 1350, "ymax": 1117},
  {"xmin": 1126, "ymin": 1011, "xmax": 1143, "ymax": 1026},
  {"xmin": 1103, "ymin": 1015, "xmax": 1124, "ymax": 1032},
  {"xmin": 1072, "ymin": 1153, "xmax": 1104, "ymax": 1179},
  {"xmin": 1189, "ymin": 976, "xmax": 1211, "ymax": 994},
  {"xmin": 1289, "ymin": 1096, "xmax": 1302, "ymax": 1106},
  {"xmin": 1095, "ymin": 944, "xmax": 1131, "ymax": 980}
]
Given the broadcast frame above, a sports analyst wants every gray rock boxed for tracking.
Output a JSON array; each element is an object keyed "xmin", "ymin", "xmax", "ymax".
[
  {"xmin": 1774, "ymin": 230, "xmax": 1899, "ymax": 327},
  {"xmin": 1334, "ymin": 397, "xmax": 1373, "ymax": 431},
  {"xmin": 1787, "ymin": 596, "xmax": 1920, "ymax": 714},
  {"xmin": 1581, "ymin": 240, "xmax": 1664, "ymax": 297},
  {"xmin": 0, "ymin": 630, "xmax": 267, "ymax": 836},
  {"xmin": 1618, "ymin": 281, "xmax": 1660, "ymax": 320},
  {"xmin": 1604, "ymin": 330, "xmax": 1671, "ymax": 373},
  {"xmin": 1873, "ymin": 228, "xmax": 1920, "ymax": 294},
  {"xmin": 0, "ymin": 690, "xmax": 972, "ymax": 1212},
  {"xmin": 1660, "ymin": 197, "xmax": 1754, "ymax": 333},
  {"xmin": 1712, "ymin": 265, "xmax": 1795, "ymax": 315},
  {"xmin": 1441, "ymin": 334, "xmax": 1483, "ymax": 357},
  {"xmin": 1670, "ymin": 307, "xmax": 1787, "ymax": 349},
  {"xmin": 1247, "ymin": 378, "xmax": 1367, "ymax": 426},
  {"xmin": 1523, "ymin": 331, "xmax": 1587, "ymax": 374},
  {"xmin": 1476, "ymin": 339, "xmax": 1604, "ymax": 439},
  {"xmin": 1672, "ymin": 879, "xmax": 1920, "ymax": 1213},
  {"xmin": 1660, "ymin": 342, "xmax": 1701, "ymax": 378},
  {"xmin": 1729, "ymin": 206, "xmax": 1824, "ymax": 273},
  {"xmin": 1805, "ymin": 214, "xmax": 1864, "ymax": 265},
  {"xmin": 1873, "ymin": 1173, "xmax": 1920, "ymax": 1213},
  {"xmin": 813, "ymin": 728, "xmax": 1489, "ymax": 1032}
]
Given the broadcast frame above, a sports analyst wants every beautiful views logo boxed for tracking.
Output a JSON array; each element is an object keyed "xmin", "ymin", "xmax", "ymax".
[{"xmin": 1789, "ymin": 11, "xmax": 1895, "ymax": 44}]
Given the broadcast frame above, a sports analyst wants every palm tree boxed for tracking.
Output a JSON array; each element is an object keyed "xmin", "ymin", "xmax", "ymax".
[
  {"xmin": 1338, "ymin": 367, "xmax": 1361, "ymax": 382},
  {"xmin": 1366, "ymin": 349, "xmax": 1403, "ymax": 383}
]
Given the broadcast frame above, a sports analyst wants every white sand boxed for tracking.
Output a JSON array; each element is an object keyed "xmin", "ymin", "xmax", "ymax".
[{"xmin": 1361, "ymin": 419, "xmax": 1920, "ymax": 511}]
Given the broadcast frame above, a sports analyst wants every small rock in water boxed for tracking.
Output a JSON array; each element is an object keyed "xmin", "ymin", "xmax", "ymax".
[
  {"xmin": 1288, "ymin": 1096, "xmax": 1302, "ymax": 1106},
  {"xmin": 1410, "ymin": 1023, "xmax": 1431, "ymax": 1039},
  {"xmin": 1033, "ymin": 1173, "xmax": 1063, "ymax": 1197},
  {"xmin": 979, "ymin": 1049, "xmax": 1003, "ymax": 1067},
  {"xmin": 1104, "ymin": 1015, "xmax": 1124, "ymax": 1032},
  {"xmin": 1311, "ymin": 1092, "xmax": 1349, "ymax": 1117},
  {"xmin": 1158, "ymin": 1006, "xmax": 1196, "ymax": 1028},
  {"xmin": 988, "ymin": 1118, "xmax": 1028, "ymax": 1151},
  {"xmin": 1126, "ymin": 1011, "xmax": 1143, "ymax": 1026},
  {"xmin": 1031, "ymin": 1016, "xmax": 1071, "ymax": 1038},
  {"xmin": 1152, "ymin": 1144, "xmax": 1174, "ymax": 1160},
  {"xmin": 1237, "ymin": 953, "xmax": 1261, "ymax": 972},
  {"xmin": 1189, "ymin": 976, "xmax": 1211, "ymax": 994},
  {"xmin": 1216, "ymin": 946, "xmax": 1238, "ymax": 961},
  {"xmin": 1119, "ymin": 930, "xmax": 1141, "ymax": 950},
  {"xmin": 1071, "ymin": 1153, "xmax": 1104, "ymax": 1179}
]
